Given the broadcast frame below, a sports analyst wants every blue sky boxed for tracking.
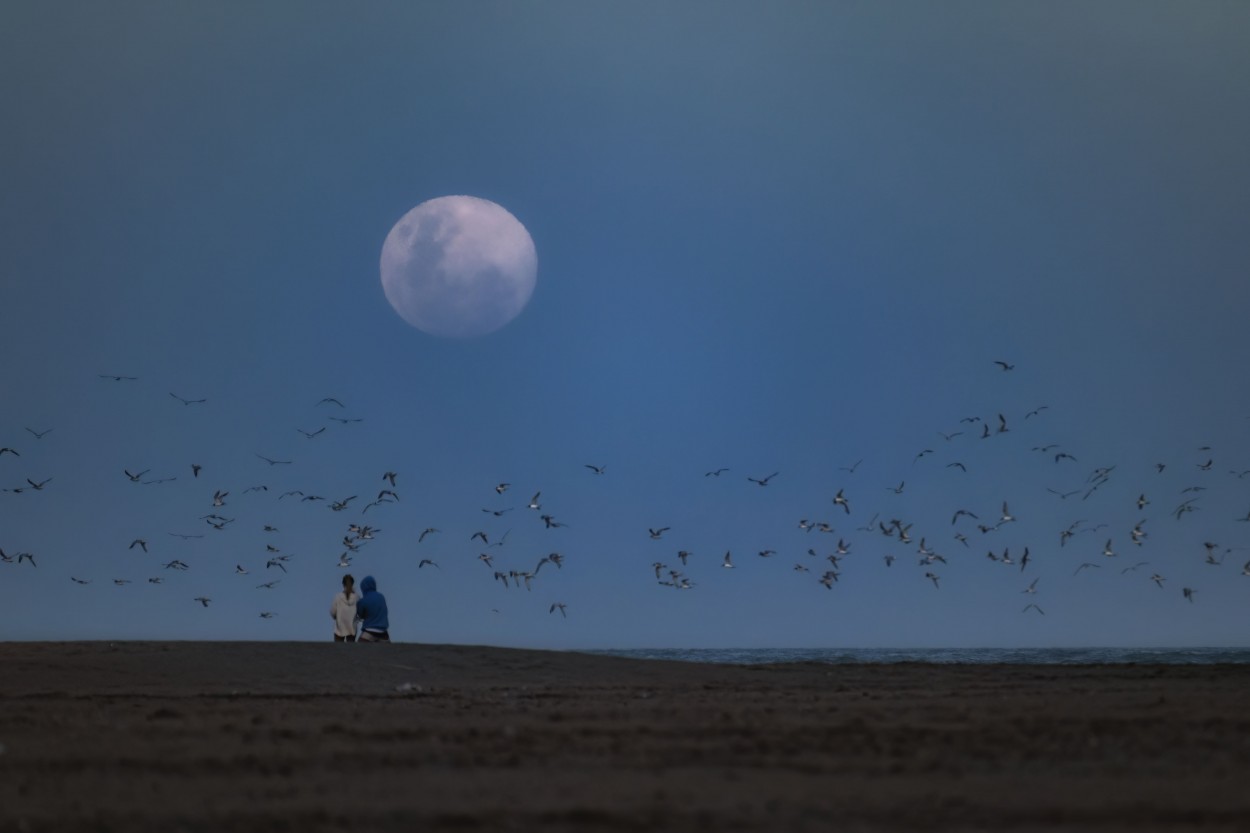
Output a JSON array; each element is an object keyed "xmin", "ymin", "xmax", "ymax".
[{"xmin": 2, "ymin": 1, "xmax": 1249, "ymax": 647}]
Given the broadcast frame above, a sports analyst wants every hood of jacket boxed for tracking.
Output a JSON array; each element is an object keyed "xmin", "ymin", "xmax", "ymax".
[{"xmin": 360, "ymin": 575, "xmax": 377, "ymax": 593}]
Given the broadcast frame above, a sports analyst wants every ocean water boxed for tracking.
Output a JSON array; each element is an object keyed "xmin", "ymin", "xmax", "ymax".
[{"xmin": 589, "ymin": 647, "xmax": 1250, "ymax": 665}]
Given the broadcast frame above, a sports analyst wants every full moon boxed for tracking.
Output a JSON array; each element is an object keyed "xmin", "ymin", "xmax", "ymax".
[{"xmin": 379, "ymin": 196, "xmax": 538, "ymax": 338}]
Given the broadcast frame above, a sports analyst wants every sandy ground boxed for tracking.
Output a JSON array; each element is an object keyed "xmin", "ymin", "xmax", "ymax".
[{"xmin": 1, "ymin": 642, "xmax": 1248, "ymax": 832}]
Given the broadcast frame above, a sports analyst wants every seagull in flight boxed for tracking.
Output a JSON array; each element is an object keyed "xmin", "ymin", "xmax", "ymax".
[
  {"xmin": 704, "ymin": 468, "xmax": 729, "ymax": 477},
  {"xmin": 549, "ymin": 602, "xmax": 568, "ymax": 618},
  {"xmin": 722, "ymin": 551, "xmax": 734, "ymax": 569},
  {"xmin": 129, "ymin": 539, "xmax": 148, "ymax": 553},
  {"xmin": 648, "ymin": 527, "xmax": 670, "ymax": 539},
  {"xmin": 584, "ymin": 464, "xmax": 606, "ymax": 475},
  {"xmin": 25, "ymin": 427, "xmax": 53, "ymax": 439},
  {"xmin": 747, "ymin": 472, "xmax": 779, "ymax": 486},
  {"xmin": 194, "ymin": 597, "xmax": 211, "ymax": 607},
  {"xmin": 418, "ymin": 527, "xmax": 440, "ymax": 543},
  {"xmin": 418, "ymin": 559, "xmax": 440, "ymax": 570},
  {"xmin": 297, "ymin": 427, "xmax": 326, "ymax": 438},
  {"xmin": 316, "ymin": 397, "xmax": 344, "ymax": 407},
  {"xmin": 124, "ymin": 469, "xmax": 149, "ymax": 482},
  {"xmin": 838, "ymin": 459, "xmax": 863, "ymax": 474},
  {"xmin": 1022, "ymin": 603, "xmax": 1044, "ymax": 615},
  {"xmin": 99, "ymin": 374, "xmax": 138, "ymax": 381},
  {"xmin": 994, "ymin": 360, "xmax": 1015, "ymax": 371},
  {"xmin": 256, "ymin": 454, "xmax": 292, "ymax": 466},
  {"xmin": 169, "ymin": 393, "xmax": 206, "ymax": 406},
  {"xmin": 833, "ymin": 489, "xmax": 850, "ymax": 514}
]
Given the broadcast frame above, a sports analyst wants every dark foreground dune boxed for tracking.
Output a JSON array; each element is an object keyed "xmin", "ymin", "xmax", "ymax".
[{"xmin": 2, "ymin": 642, "xmax": 1248, "ymax": 832}]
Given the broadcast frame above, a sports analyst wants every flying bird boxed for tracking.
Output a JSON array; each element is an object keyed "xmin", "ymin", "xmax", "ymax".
[{"xmin": 747, "ymin": 472, "xmax": 779, "ymax": 486}]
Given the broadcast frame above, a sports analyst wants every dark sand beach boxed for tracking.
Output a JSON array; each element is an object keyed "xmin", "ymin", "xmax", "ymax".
[{"xmin": 2, "ymin": 642, "xmax": 1248, "ymax": 832}]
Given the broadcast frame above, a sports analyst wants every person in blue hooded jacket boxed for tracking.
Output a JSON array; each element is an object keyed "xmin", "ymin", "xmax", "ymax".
[{"xmin": 354, "ymin": 575, "xmax": 390, "ymax": 642}]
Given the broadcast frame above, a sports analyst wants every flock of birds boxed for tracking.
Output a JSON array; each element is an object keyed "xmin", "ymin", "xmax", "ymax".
[{"xmin": 2, "ymin": 362, "xmax": 1249, "ymax": 639}]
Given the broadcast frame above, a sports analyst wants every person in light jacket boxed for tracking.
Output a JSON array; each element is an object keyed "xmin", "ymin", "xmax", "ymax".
[{"xmin": 330, "ymin": 574, "xmax": 360, "ymax": 642}]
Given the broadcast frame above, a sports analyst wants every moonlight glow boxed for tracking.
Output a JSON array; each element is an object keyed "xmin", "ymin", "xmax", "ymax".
[{"xmin": 380, "ymin": 196, "xmax": 538, "ymax": 338}]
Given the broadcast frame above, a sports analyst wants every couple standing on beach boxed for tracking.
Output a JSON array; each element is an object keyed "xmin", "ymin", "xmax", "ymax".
[{"xmin": 330, "ymin": 574, "xmax": 389, "ymax": 643}]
